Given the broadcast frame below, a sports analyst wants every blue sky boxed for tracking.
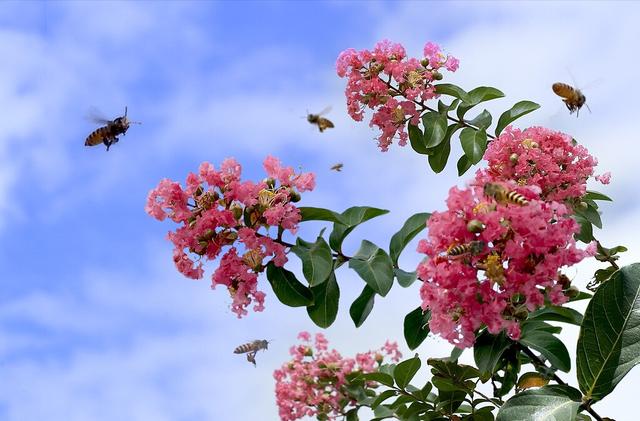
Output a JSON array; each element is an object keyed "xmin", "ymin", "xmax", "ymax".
[{"xmin": 1, "ymin": 1, "xmax": 640, "ymax": 420}]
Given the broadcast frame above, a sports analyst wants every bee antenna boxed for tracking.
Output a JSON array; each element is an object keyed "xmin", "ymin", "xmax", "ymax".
[
  {"xmin": 586, "ymin": 103, "xmax": 592, "ymax": 113},
  {"xmin": 124, "ymin": 106, "xmax": 128, "ymax": 117}
]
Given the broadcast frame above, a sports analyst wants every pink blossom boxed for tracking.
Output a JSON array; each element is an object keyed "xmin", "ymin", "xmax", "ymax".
[
  {"xmin": 595, "ymin": 172, "xmax": 611, "ymax": 184},
  {"xmin": 145, "ymin": 156, "xmax": 315, "ymax": 318},
  {"xmin": 417, "ymin": 178, "xmax": 591, "ymax": 348},
  {"xmin": 274, "ymin": 333, "xmax": 402, "ymax": 420},
  {"xmin": 336, "ymin": 40, "xmax": 458, "ymax": 151},
  {"xmin": 480, "ymin": 126, "xmax": 599, "ymax": 202}
]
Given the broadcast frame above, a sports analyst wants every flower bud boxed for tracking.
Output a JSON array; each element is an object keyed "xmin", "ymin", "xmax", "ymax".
[
  {"xmin": 578, "ymin": 201, "xmax": 588, "ymax": 210},
  {"xmin": 432, "ymin": 71, "xmax": 443, "ymax": 80},
  {"xmin": 230, "ymin": 203, "xmax": 244, "ymax": 220},
  {"xmin": 466, "ymin": 219, "xmax": 485, "ymax": 233},
  {"xmin": 509, "ymin": 153, "xmax": 519, "ymax": 165},
  {"xmin": 511, "ymin": 293, "xmax": 526, "ymax": 305},
  {"xmin": 420, "ymin": 57, "xmax": 430, "ymax": 67},
  {"xmin": 263, "ymin": 177, "xmax": 276, "ymax": 189},
  {"xmin": 288, "ymin": 189, "xmax": 301, "ymax": 203}
]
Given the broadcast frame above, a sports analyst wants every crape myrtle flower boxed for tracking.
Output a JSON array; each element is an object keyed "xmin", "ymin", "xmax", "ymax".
[{"xmin": 146, "ymin": 156, "xmax": 315, "ymax": 317}]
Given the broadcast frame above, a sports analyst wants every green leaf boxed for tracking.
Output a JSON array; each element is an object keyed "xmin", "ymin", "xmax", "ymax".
[
  {"xmin": 359, "ymin": 372, "xmax": 395, "ymax": 387},
  {"xmin": 265, "ymin": 263, "xmax": 314, "ymax": 307},
  {"xmin": 434, "ymin": 83, "xmax": 470, "ymax": 103},
  {"xmin": 576, "ymin": 204, "xmax": 602, "ymax": 229},
  {"xmin": 404, "ymin": 307, "xmax": 431, "ymax": 350},
  {"xmin": 329, "ymin": 206, "xmax": 390, "ymax": 253},
  {"xmin": 570, "ymin": 291, "xmax": 592, "ymax": 302},
  {"xmin": 437, "ymin": 390, "xmax": 466, "ymax": 414},
  {"xmin": 459, "ymin": 127, "xmax": 488, "ymax": 164},
  {"xmin": 577, "ymin": 263, "xmax": 640, "ymax": 401},
  {"xmin": 422, "ymin": 112, "xmax": 448, "ymax": 149},
  {"xmin": 519, "ymin": 331, "xmax": 571, "ymax": 372},
  {"xmin": 457, "ymin": 155, "xmax": 472, "ymax": 176},
  {"xmin": 495, "ymin": 101, "xmax": 540, "ymax": 136},
  {"xmin": 528, "ymin": 306, "xmax": 583, "ymax": 326},
  {"xmin": 307, "ymin": 271, "xmax": 339, "ymax": 328},
  {"xmin": 496, "ymin": 385, "xmax": 581, "ymax": 421},
  {"xmin": 349, "ymin": 285, "xmax": 376, "ymax": 327},
  {"xmin": 408, "ymin": 123, "xmax": 429, "ymax": 155},
  {"xmin": 349, "ymin": 240, "xmax": 394, "ymax": 296},
  {"xmin": 573, "ymin": 214, "xmax": 594, "ymax": 243},
  {"xmin": 291, "ymin": 235, "xmax": 333, "ymax": 286},
  {"xmin": 345, "ymin": 408, "xmax": 359, "ymax": 421},
  {"xmin": 467, "ymin": 86, "xmax": 505, "ymax": 104},
  {"xmin": 438, "ymin": 98, "xmax": 460, "ymax": 114},
  {"xmin": 394, "ymin": 356, "xmax": 422, "ymax": 389},
  {"xmin": 473, "ymin": 331, "xmax": 513, "ymax": 378},
  {"xmin": 395, "ymin": 268, "xmax": 418, "ymax": 288},
  {"xmin": 372, "ymin": 390, "xmax": 398, "ymax": 409},
  {"xmin": 372, "ymin": 405, "xmax": 395, "ymax": 420},
  {"xmin": 389, "ymin": 212, "xmax": 431, "ymax": 266},
  {"xmin": 428, "ymin": 136, "xmax": 451, "ymax": 173},
  {"xmin": 298, "ymin": 207, "xmax": 345, "ymax": 224},
  {"xmin": 584, "ymin": 190, "xmax": 612, "ymax": 202},
  {"xmin": 467, "ymin": 109, "xmax": 492, "ymax": 130}
]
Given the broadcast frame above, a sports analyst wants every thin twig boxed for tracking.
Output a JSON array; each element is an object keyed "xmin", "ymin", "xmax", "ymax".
[{"xmin": 518, "ymin": 344, "xmax": 604, "ymax": 421}]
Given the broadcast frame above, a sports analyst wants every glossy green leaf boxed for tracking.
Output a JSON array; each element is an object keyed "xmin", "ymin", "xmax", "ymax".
[
  {"xmin": 329, "ymin": 206, "xmax": 389, "ymax": 253},
  {"xmin": 460, "ymin": 127, "xmax": 488, "ymax": 164},
  {"xmin": 428, "ymin": 136, "xmax": 451, "ymax": 173},
  {"xmin": 436, "ymin": 390, "xmax": 466, "ymax": 414},
  {"xmin": 349, "ymin": 240, "xmax": 394, "ymax": 296},
  {"xmin": 408, "ymin": 123, "xmax": 429, "ymax": 154},
  {"xmin": 473, "ymin": 331, "xmax": 513, "ymax": 377},
  {"xmin": 584, "ymin": 190, "xmax": 612, "ymax": 202},
  {"xmin": 395, "ymin": 268, "xmax": 418, "ymax": 288},
  {"xmin": 307, "ymin": 271, "xmax": 339, "ymax": 328},
  {"xmin": 434, "ymin": 83, "xmax": 470, "ymax": 103},
  {"xmin": 371, "ymin": 390, "xmax": 398, "ymax": 409},
  {"xmin": 520, "ymin": 331, "xmax": 571, "ymax": 372},
  {"xmin": 349, "ymin": 285, "xmax": 376, "ymax": 327},
  {"xmin": 576, "ymin": 204, "xmax": 602, "ymax": 229},
  {"xmin": 577, "ymin": 263, "xmax": 640, "ymax": 401},
  {"xmin": 438, "ymin": 98, "xmax": 460, "ymax": 114},
  {"xmin": 389, "ymin": 212, "xmax": 431, "ymax": 266},
  {"xmin": 457, "ymin": 155, "xmax": 472, "ymax": 176},
  {"xmin": 468, "ymin": 109, "xmax": 492, "ymax": 130},
  {"xmin": 345, "ymin": 408, "xmax": 359, "ymax": 421},
  {"xmin": 265, "ymin": 263, "xmax": 314, "ymax": 307},
  {"xmin": 394, "ymin": 356, "xmax": 421, "ymax": 389},
  {"xmin": 422, "ymin": 112, "xmax": 448, "ymax": 149},
  {"xmin": 573, "ymin": 214, "xmax": 594, "ymax": 243},
  {"xmin": 291, "ymin": 235, "xmax": 333, "ymax": 286},
  {"xmin": 496, "ymin": 385, "xmax": 582, "ymax": 421},
  {"xmin": 298, "ymin": 207, "xmax": 345, "ymax": 224},
  {"xmin": 467, "ymin": 86, "xmax": 505, "ymax": 104},
  {"xmin": 404, "ymin": 307, "xmax": 431, "ymax": 350},
  {"xmin": 357, "ymin": 372, "xmax": 395, "ymax": 388},
  {"xmin": 528, "ymin": 306, "xmax": 583, "ymax": 326},
  {"xmin": 495, "ymin": 101, "xmax": 540, "ymax": 136}
]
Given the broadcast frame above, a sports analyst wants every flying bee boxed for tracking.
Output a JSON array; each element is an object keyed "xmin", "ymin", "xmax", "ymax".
[
  {"xmin": 552, "ymin": 83, "xmax": 591, "ymax": 116},
  {"xmin": 330, "ymin": 163, "xmax": 343, "ymax": 172},
  {"xmin": 483, "ymin": 183, "xmax": 529, "ymax": 206},
  {"xmin": 84, "ymin": 106, "xmax": 140, "ymax": 151},
  {"xmin": 234, "ymin": 339, "xmax": 270, "ymax": 366},
  {"xmin": 307, "ymin": 106, "xmax": 335, "ymax": 132},
  {"xmin": 447, "ymin": 240, "xmax": 485, "ymax": 257}
]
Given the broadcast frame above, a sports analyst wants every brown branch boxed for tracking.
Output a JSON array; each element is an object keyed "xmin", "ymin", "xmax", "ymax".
[{"xmin": 518, "ymin": 344, "xmax": 604, "ymax": 421}]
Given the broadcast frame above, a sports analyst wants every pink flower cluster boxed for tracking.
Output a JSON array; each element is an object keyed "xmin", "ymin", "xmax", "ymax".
[
  {"xmin": 480, "ymin": 126, "xmax": 601, "ymax": 202},
  {"xmin": 336, "ymin": 40, "xmax": 459, "ymax": 151},
  {"xmin": 274, "ymin": 332, "xmax": 402, "ymax": 421},
  {"xmin": 416, "ymin": 126, "xmax": 603, "ymax": 348},
  {"xmin": 145, "ymin": 156, "xmax": 315, "ymax": 317}
]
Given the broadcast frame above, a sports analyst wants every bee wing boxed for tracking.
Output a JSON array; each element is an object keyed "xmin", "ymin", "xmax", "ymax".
[
  {"xmin": 85, "ymin": 107, "xmax": 112, "ymax": 125},
  {"xmin": 316, "ymin": 106, "xmax": 332, "ymax": 116}
]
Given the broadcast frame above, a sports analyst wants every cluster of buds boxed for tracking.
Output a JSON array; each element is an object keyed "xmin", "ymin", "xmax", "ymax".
[
  {"xmin": 417, "ymin": 126, "xmax": 604, "ymax": 348},
  {"xmin": 336, "ymin": 40, "xmax": 459, "ymax": 151},
  {"xmin": 274, "ymin": 332, "xmax": 402, "ymax": 421},
  {"xmin": 145, "ymin": 156, "xmax": 315, "ymax": 317}
]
